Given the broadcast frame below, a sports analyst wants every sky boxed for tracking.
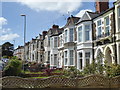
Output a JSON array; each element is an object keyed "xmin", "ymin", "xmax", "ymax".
[{"xmin": 0, "ymin": 0, "xmax": 115, "ymax": 48}]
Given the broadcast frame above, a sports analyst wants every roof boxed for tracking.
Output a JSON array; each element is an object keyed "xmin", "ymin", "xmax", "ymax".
[
  {"xmin": 92, "ymin": 7, "xmax": 114, "ymax": 20},
  {"xmin": 47, "ymin": 25, "xmax": 64, "ymax": 37},
  {"xmin": 64, "ymin": 15, "xmax": 80, "ymax": 28},
  {"xmin": 76, "ymin": 11, "xmax": 98, "ymax": 25}
]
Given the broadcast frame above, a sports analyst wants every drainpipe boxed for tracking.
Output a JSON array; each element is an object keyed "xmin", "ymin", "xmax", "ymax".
[{"xmin": 113, "ymin": 7, "xmax": 117, "ymax": 65}]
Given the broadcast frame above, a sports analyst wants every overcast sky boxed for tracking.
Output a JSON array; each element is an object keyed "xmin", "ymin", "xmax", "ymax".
[{"xmin": 0, "ymin": 0, "xmax": 115, "ymax": 48}]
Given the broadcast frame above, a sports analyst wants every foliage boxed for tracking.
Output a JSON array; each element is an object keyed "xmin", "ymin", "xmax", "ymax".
[
  {"xmin": 2, "ymin": 42, "xmax": 14, "ymax": 57},
  {"xmin": 104, "ymin": 61, "xmax": 120, "ymax": 77},
  {"xmin": 63, "ymin": 66, "xmax": 83, "ymax": 78},
  {"xmin": 83, "ymin": 62, "xmax": 97, "ymax": 75},
  {"xmin": 4, "ymin": 57, "xmax": 22, "ymax": 76}
]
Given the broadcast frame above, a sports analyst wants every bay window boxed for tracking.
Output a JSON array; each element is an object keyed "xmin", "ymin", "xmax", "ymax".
[
  {"xmin": 85, "ymin": 25, "xmax": 90, "ymax": 41},
  {"xmin": 69, "ymin": 28, "xmax": 74, "ymax": 42},
  {"xmin": 70, "ymin": 50, "xmax": 74, "ymax": 65},
  {"xmin": 105, "ymin": 16, "xmax": 110, "ymax": 36},
  {"xmin": 78, "ymin": 26, "xmax": 82, "ymax": 42}
]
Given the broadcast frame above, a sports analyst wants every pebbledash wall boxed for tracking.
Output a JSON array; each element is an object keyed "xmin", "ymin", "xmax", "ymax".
[{"xmin": 14, "ymin": 0, "xmax": 120, "ymax": 70}]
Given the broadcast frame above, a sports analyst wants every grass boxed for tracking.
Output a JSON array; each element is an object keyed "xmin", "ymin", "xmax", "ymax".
[
  {"xmin": 24, "ymin": 71, "xmax": 44, "ymax": 74},
  {"xmin": 30, "ymin": 77, "xmax": 49, "ymax": 79},
  {"xmin": 52, "ymin": 70, "xmax": 63, "ymax": 73}
]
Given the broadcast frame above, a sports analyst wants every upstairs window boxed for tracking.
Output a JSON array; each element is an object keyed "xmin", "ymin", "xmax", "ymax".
[
  {"xmin": 97, "ymin": 20, "xmax": 102, "ymax": 37},
  {"xmin": 65, "ymin": 30, "xmax": 67, "ymax": 43},
  {"xmin": 50, "ymin": 38, "xmax": 53, "ymax": 48},
  {"xmin": 54, "ymin": 37, "xmax": 58, "ymax": 48},
  {"xmin": 105, "ymin": 16, "xmax": 110, "ymax": 36},
  {"xmin": 85, "ymin": 25, "xmax": 90, "ymax": 41},
  {"xmin": 69, "ymin": 28, "xmax": 74, "ymax": 42},
  {"xmin": 118, "ymin": 7, "xmax": 120, "ymax": 30},
  {"xmin": 78, "ymin": 26, "xmax": 82, "ymax": 42}
]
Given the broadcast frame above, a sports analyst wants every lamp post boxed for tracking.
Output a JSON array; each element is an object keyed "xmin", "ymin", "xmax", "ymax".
[{"xmin": 21, "ymin": 14, "xmax": 26, "ymax": 72}]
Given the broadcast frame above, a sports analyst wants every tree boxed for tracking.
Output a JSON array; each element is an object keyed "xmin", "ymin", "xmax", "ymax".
[{"xmin": 2, "ymin": 42, "xmax": 14, "ymax": 57}]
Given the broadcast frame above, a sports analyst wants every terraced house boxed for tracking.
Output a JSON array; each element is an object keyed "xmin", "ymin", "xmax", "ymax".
[{"xmin": 14, "ymin": 0, "xmax": 120, "ymax": 70}]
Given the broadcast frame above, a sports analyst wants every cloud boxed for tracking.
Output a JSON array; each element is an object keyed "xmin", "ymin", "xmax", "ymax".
[
  {"xmin": 0, "ymin": 17, "xmax": 20, "ymax": 42},
  {"xmin": 76, "ymin": 9, "xmax": 92, "ymax": 17},
  {"xmin": 0, "ymin": 17, "xmax": 7, "ymax": 29},
  {"xmin": 0, "ymin": 33, "xmax": 20, "ymax": 41},
  {"xmin": 18, "ymin": 0, "xmax": 82, "ymax": 13}
]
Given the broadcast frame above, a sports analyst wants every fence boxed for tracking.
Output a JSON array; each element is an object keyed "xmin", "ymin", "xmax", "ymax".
[{"xmin": 1, "ymin": 75, "xmax": 120, "ymax": 88}]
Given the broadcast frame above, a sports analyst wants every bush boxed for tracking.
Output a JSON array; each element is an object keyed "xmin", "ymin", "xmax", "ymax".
[
  {"xmin": 4, "ymin": 57, "xmax": 22, "ymax": 76},
  {"xmin": 63, "ymin": 66, "xmax": 83, "ymax": 78}
]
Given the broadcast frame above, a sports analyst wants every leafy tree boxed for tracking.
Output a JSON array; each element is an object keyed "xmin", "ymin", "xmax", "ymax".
[
  {"xmin": 2, "ymin": 42, "xmax": 14, "ymax": 57},
  {"xmin": 4, "ymin": 57, "xmax": 22, "ymax": 76}
]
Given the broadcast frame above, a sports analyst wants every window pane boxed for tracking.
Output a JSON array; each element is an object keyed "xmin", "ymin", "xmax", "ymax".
[
  {"xmin": 79, "ymin": 52, "xmax": 82, "ymax": 69},
  {"xmin": 54, "ymin": 54, "xmax": 57, "ymax": 65},
  {"xmin": 118, "ymin": 7, "xmax": 120, "ymax": 17},
  {"xmin": 85, "ymin": 31, "xmax": 90, "ymax": 41},
  {"xmin": 85, "ymin": 25, "xmax": 90, "ymax": 30},
  {"xmin": 105, "ymin": 16, "xmax": 109, "ymax": 26},
  {"xmin": 78, "ymin": 26, "xmax": 82, "ymax": 42},
  {"xmin": 97, "ymin": 20, "xmax": 101, "ymax": 26},
  {"xmin": 70, "ymin": 50, "xmax": 74, "ymax": 65},
  {"xmin": 98, "ymin": 27, "xmax": 102, "ymax": 36},
  {"xmin": 54, "ymin": 37, "xmax": 57, "ymax": 47},
  {"xmin": 70, "ymin": 28, "xmax": 74, "ymax": 42},
  {"xmin": 65, "ymin": 30, "xmax": 67, "ymax": 42},
  {"xmin": 85, "ymin": 52, "xmax": 90, "ymax": 57}
]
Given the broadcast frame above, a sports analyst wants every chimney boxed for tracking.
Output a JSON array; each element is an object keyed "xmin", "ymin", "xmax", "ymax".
[
  {"xmin": 95, "ymin": 0, "xmax": 109, "ymax": 13},
  {"xmin": 42, "ymin": 31, "xmax": 47, "ymax": 39},
  {"xmin": 52, "ymin": 25, "xmax": 59, "ymax": 29}
]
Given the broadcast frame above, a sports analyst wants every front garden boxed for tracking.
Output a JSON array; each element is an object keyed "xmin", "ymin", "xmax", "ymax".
[{"xmin": 2, "ymin": 56, "xmax": 120, "ymax": 79}]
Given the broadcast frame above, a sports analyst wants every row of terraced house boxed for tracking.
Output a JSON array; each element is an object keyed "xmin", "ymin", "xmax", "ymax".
[{"xmin": 14, "ymin": 0, "xmax": 120, "ymax": 70}]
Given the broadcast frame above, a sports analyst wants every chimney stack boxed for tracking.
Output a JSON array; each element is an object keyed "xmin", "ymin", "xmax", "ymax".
[{"xmin": 95, "ymin": 0, "xmax": 109, "ymax": 13}]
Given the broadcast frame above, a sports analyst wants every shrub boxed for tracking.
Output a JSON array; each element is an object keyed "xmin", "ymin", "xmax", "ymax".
[
  {"xmin": 4, "ymin": 57, "xmax": 22, "ymax": 76},
  {"xmin": 63, "ymin": 66, "xmax": 83, "ymax": 78}
]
